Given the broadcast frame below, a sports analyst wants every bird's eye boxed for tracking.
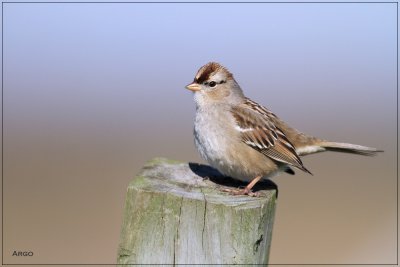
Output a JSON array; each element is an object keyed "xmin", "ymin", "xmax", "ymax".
[{"xmin": 209, "ymin": 81, "xmax": 217, "ymax": 87}]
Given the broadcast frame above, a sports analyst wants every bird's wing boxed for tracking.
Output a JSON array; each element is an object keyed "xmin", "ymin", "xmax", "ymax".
[{"xmin": 231, "ymin": 98, "xmax": 311, "ymax": 174}]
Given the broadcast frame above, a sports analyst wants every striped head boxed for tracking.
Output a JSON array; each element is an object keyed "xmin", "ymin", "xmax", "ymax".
[{"xmin": 185, "ymin": 62, "xmax": 245, "ymax": 106}]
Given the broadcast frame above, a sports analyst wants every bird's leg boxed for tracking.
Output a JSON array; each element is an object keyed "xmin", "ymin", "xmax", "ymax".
[
  {"xmin": 243, "ymin": 175, "xmax": 262, "ymax": 194},
  {"xmin": 222, "ymin": 175, "xmax": 263, "ymax": 196}
]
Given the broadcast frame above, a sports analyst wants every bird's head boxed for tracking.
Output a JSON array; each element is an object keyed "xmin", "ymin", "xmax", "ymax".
[{"xmin": 185, "ymin": 62, "xmax": 244, "ymax": 106}]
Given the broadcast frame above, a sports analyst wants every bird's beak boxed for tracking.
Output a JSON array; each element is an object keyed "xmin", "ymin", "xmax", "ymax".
[{"xmin": 185, "ymin": 82, "xmax": 201, "ymax": 92}]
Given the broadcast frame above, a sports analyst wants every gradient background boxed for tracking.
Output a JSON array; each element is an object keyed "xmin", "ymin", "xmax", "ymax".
[{"xmin": 2, "ymin": 2, "xmax": 397, "ymax": 265}]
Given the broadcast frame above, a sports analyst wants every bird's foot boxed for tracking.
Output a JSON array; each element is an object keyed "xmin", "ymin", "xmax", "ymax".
[{"xmin": 221, "ymin": 187, "xmax": 260, "ymax": 197}]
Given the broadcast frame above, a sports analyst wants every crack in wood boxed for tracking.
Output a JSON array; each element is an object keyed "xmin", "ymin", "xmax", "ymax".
[
  {"xmin": 160, "ymin": 194, "xmax": 166, "ymax": 242},
  {"xmin": 253, "ymin": 234, "xmax": 264, "ymax": 254},
  {"xmin": 200, "ymin": 189, "xmax": 207, "ymax": 251},
  {"xmin": 173, "ymin": 196, "xmax": 184, "ymax": 266}
]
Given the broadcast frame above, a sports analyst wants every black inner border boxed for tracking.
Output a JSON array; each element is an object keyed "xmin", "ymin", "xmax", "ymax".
[{"xmin": 1, "ymin": 1, "xmax": 398, "ymax": 266}]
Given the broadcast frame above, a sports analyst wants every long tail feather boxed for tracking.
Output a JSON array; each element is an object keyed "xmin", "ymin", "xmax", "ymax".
[{"xmin": 318, "ymin": 141, "xmax": 383, "ymax": 156}]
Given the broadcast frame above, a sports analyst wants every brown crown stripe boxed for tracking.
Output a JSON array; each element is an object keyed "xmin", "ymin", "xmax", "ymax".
[{"xmin": 195, "ymin": 62, "xmax": 233, "ymax": 84}]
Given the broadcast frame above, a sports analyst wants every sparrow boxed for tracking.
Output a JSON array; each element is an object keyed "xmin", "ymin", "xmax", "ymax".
[{"xmin": 185, "ymin": 62, "xmax": 381, "ymax": 196}]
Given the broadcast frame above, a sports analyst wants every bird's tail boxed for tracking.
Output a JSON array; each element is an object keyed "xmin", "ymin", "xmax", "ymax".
[{"xmin": 317, "ymin": 141, "xmax": 383, "ymax": 156}]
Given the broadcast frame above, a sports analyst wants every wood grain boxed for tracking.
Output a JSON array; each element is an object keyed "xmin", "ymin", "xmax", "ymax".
[{"xmin": 117, "ymin": 157, "xmax": 277, "ymax": 265}]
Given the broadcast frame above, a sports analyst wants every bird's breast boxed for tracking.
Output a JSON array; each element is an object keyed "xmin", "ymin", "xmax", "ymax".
[
  {"xmin": 193, "ymin": 108, "xmax": 278, "ymax": 181},
  {"xmin": 193, "ymin": 108, "xmax": 234, "ymax": 164}
]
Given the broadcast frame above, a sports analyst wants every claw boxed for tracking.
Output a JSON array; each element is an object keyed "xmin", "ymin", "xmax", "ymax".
[
  {"xmin": 221, "ymin": 187, "xmax": 260, "ymax": 197},
  {"xmin": 220, "ymin": 175, "xmax": 263, "ymax": 197}
]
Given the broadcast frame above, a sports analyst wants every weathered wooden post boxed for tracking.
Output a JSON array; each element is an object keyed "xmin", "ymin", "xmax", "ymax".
[{"xmin": 117, "ymin": 157, "xmax": 277, "ymax": 265}]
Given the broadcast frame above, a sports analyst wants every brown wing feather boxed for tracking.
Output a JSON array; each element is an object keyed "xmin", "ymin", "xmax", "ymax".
[{"xmin": 231, "ymin": 98, "xmax": 312, "ymax": 174}]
